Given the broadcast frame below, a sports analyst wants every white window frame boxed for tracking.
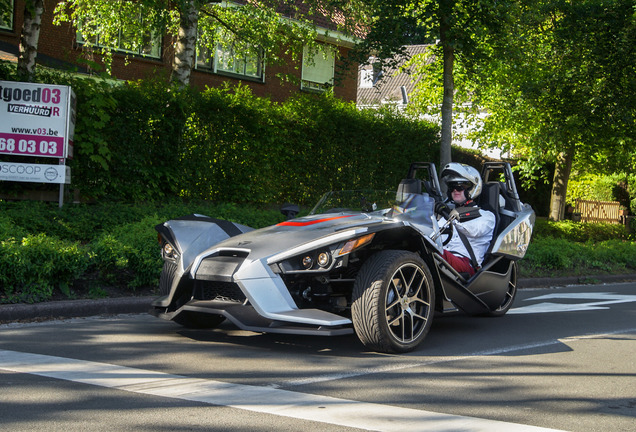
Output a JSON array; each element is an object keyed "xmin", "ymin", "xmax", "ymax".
[
  {"xmin": 196, "ymin": 35, "xmax": 265, "ymax": 82},
  {"xmin": 76, "ymin": 13, "xmax": 161, "ymax": 59},
  {"xmin": 301, "ymin": 44, "xmax": 336, "ymax": 92},
  {"xmin": 359, "ymin": 68, "xmax": 374, "ymax": 88}
]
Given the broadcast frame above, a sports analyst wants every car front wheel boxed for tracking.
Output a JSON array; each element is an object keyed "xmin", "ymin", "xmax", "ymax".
[{"xmin": 352, "ymin": 250, "xmax": 435, "ymax": 353}]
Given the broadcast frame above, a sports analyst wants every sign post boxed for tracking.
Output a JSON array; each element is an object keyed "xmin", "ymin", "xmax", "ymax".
[{"xmin": 0, "ymin": 81, "xmax": 76, "ymax": 207}]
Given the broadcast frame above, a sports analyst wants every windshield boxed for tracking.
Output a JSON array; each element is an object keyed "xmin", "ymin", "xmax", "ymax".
[
  {"xmin": 310, "ymin": 190, "xmax": 436, "ymax": 227},
  {"xmin": 310, "ymin": 190, "xmax": 396, "ymax": 215}
]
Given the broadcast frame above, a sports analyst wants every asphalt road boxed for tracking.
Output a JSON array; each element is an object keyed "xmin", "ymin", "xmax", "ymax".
[{"xmin": 1, "ymin": 281, "xmax": 635, "ymax": 432}]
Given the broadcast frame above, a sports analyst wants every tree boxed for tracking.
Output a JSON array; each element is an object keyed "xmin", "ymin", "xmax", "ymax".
[
  {"xmin": 171, "ymin": 0, "xmax": 200, "ymax": 86},
  {"xmin": 353, "ymin": 0, "xmax": 511, "ymax": 169},
  {"xmin": 469, "ymin": 0, "xmax": 636, "ymax": 219},
  {"xmin": 53, "ymin": 0, "xmax": 362, "ymax": 87},
  {"xmin": 17, "ymin": 0, "xmax": 45, "ymax": 81}
]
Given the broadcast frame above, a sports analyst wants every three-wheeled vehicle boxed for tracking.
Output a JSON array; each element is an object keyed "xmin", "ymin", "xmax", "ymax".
[{"xmin": 152, "ymin": 162, "xmax": 535, "ymax": 353}]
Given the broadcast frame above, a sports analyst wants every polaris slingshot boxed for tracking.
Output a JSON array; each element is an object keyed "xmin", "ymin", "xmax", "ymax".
[{"xmin": 152, "ymin": 162, "xmax": 535, "ymax": 353}]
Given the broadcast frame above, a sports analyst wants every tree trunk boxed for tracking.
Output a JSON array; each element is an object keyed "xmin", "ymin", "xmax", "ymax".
[
  {"xmin": 439, "ymin": 16, "xmax": 454, "ymax": 170},
  {"xmin": 549, "ymin": 147, "xmax": 574, "ymax": 221},
  {"xmin": 17, "ymin": 0, "xmax": 44, "ymax": 81},
  {"xmin": 171, "ymin": 0, "xmax": 199, "ymax": 87}
]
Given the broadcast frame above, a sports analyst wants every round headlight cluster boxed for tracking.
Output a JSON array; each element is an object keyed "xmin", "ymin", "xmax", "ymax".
[
  {"xmin": 301, "ymin": 251, "xmax": 331, "ymax": 270},
  {"xmin": 163, "ymin": 242, "xmax": 179, "ymax": 260}
]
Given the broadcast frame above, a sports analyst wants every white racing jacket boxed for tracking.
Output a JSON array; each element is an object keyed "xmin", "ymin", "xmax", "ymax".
[{"xmin": 440, "ymin": 208, "xmax": 496, "ymax": 267}]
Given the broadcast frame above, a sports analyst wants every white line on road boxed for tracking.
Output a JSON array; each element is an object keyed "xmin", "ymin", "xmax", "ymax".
[
  {"xmin": 268, "ymin": 328, "xmax": 636, "ymax": 388},
  {"xmin": 0, "ymin": 348, "xmax": 562, "ymax": 432}
]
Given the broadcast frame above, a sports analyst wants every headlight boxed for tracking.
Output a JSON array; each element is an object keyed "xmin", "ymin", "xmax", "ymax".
[
  {"xmin": 302, "ymin": 255, "xmax": 313, "ymax": 269},
  {"xmin": 159, "ymin": 235, "xmax": 179, "ymax": 261},
  {"xmin": 317, "ymin": 251, "xmax": 331, "ymax": 267},
  {"xmin": 274, "ymin": 233, "xmax": 375, "ymax": 274}
]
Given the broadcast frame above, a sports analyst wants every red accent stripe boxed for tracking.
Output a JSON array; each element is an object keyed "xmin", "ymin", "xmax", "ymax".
[{"xmin": 277, "ymin": 215, "xmax": 354, "ymax": 227}]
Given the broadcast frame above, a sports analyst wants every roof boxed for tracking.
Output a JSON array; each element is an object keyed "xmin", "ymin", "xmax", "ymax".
[{"xmin": 357, "ymin": 45, "xmax": 431, "ymax": 106}]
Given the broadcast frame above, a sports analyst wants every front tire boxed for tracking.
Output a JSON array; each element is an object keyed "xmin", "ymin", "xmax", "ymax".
[
  {"xmin": 159, "ymin": 261, "xmax": 178, "ymax": 296},
  {"xmin": 352, "ymin": 250, "xmax": 435, "ymax": 353}
]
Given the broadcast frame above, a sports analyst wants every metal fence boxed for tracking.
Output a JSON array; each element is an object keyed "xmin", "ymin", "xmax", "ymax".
[{"xmin": 574, "ymin": 199, "xmax": 622, "ymax": 224}]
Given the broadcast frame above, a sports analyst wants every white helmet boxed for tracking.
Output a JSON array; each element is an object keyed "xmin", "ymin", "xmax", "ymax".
[{"xmin": 441, "ymin": 163, "xmax": 482, "ymax": 200}]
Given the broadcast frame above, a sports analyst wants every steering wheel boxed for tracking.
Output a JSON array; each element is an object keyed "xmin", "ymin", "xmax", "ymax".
[{"xmin": 440, "ymin": 222, "xmax": 453, "ymax": 246}]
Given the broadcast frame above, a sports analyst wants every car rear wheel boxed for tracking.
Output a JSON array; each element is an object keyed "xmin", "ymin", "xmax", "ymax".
[{"xmin": 352, "ymin": 250, "xmax": 435, "ymax": 353}]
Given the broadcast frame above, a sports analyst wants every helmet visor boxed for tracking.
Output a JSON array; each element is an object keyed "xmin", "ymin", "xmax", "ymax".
[{"xmin": 448, "ymin": 181, "xmax": 472, "ymax": 192}]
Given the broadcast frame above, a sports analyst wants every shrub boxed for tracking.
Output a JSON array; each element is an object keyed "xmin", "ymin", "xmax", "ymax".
[
  {"xmin": 89, "ymin": 216, "xmax": 163, "ymax": 289},
  {"xmin": 533, "ymin": 219, "xmax": 633, "ymax": 242},
  {"xmin": 0, "ymin": 234, "xmax": 90, "ymax": 303},
  {"xmin": 521, "ymin": 236, "xmax": 636, "ymax": 277}
]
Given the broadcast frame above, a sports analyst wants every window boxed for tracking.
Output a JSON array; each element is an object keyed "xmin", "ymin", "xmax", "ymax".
[
  {"xmin": 196, "ymin": 32, "xmax": 265, "ymax": 81},
  {"xmin": 301, "ymin": 44, "xmax": 336, "ymax": 92},
  {"xmin": 76, "ymin": 14, "xmax": 161, "ymax": 59},
  {"xmin": 359, "ymin": 59, "xmax": 383, "ymax": 88},
  {"xmin": 0, "ymin": 0, "xmax": 14, "ymax": 31}
]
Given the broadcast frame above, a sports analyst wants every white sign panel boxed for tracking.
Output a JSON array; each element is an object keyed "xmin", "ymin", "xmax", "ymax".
[
  {"xmin": 0, "ymin": 162, "xmax": 71, "ymax": 184},
  {"xmin": 0, "ymin": 81, "xmax": 76, "ymax": 159}
]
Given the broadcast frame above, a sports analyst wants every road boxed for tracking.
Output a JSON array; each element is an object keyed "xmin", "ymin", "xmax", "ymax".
[{"xmin": 1, "ymin": 282, "xmax": 635, "ymax": 432}]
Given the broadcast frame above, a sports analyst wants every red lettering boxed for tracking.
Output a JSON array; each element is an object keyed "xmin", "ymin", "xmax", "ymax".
[{"xmin": 52, "ymin": 89, "xmax": 61, "ymax": 104}]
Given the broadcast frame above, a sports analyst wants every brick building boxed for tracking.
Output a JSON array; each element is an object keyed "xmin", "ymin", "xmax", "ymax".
[{"xmin": 0, "ymin": 0, "xmax": 358, "ymax": 102}]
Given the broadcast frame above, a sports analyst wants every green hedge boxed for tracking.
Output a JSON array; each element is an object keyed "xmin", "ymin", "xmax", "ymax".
[
  {"xmin": 1, "ymin": 200, "xmax": 634, "ymax": 304},
  {"xmin": 519, "ymin": 219, "xmax": 636, "ymax": 277},
  {"xmin": 0, "ymin": 200, "xmax": 286, "ymax": 304},
  {"xmin": 532, "ymin": 218, "xmax": 633, "ymax": 242},
  {"xmin": 0, "ymin": 64, "xmax": 440, "ymax": 205}
]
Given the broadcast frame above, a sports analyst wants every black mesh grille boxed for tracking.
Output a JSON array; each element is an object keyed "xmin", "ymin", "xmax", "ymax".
[{"xmin": 193, "ymin": 281, "xmax": 246, "ymax": 303}]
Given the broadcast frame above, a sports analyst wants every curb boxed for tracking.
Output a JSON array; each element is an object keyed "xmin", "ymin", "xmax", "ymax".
[
  {"xmin": 0, "ymin": 296, "xmax": 154, "ymax": 323},
  {"xmin": 2, "ymin": 274, "xmax": 635, "ymax": 323}
]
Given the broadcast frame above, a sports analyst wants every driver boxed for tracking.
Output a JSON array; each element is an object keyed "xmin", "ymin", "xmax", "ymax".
[{"xmin": 434, "ymin": 163, "xmax": 495, "ymax": 276}]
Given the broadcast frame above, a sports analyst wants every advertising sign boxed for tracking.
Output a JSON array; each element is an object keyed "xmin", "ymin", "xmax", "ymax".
[
  {"xmin": 0, "ymin": 162, "xmax": 71, "ymax": 184},
  {"xmin": 0, "ymin": 81, "xmax": 76, "ymax": 159}
]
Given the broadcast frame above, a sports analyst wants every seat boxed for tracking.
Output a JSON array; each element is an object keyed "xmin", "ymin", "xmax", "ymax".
[
  {"xmin": 397, "ymin": 178, "xmax": 422, "ymax": 196},
  {"xmin": 478, "ymin": 182, "xmax": 501, "ymax": 236}
]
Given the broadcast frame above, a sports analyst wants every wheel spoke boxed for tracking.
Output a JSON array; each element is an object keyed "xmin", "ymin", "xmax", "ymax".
[
  {"xmin": 384, "ymin": 263, "xmax": 433, "ymax": 343},
  {"xmin": 387, "ymin": 312, "xmax": 403, "ymax": 327},
  {"xmin": 410, "ymin": 297, "xmax": 430, "ymax": 308},
  {"xmin": 387, "ymin": 279, "xmax": 401, "ymax": 309},
  {"xmin": 405, "ymin": 268, "xmax": 417, "ymax": 292}
]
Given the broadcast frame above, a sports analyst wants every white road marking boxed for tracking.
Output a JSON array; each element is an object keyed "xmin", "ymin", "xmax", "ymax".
[
  {"xmin": 268, "ymin": 328, "xmax": 636, "ymax": 388},
  {"xmin": 0, "ymin": 348, "xmax": 562, "ymax": 432},
  {"xmin": 268, "ymin": 340, "xmax": 564, "ymax": 388},
  {"xmin": 509, "ymin": 292, "xmax": 636, "ymax": 314}
]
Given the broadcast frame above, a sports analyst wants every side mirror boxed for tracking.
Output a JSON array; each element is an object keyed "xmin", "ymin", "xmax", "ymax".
[{"xmin": 280, "ymin": 203, "xmax": 300, "ymax": 220}]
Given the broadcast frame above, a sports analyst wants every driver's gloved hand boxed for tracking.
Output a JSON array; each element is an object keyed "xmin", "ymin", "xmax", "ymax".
[{"xmin": 434, "ymin": 201, "xmax": 451, "ymax": 218}]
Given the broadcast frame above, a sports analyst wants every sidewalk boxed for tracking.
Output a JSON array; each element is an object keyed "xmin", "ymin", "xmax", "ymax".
[{"xmin": 1, "ymin": 274, "xmax": 635, "ymax": 323}]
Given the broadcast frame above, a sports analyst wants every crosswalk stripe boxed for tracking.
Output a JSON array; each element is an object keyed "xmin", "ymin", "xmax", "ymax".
[{"xmin": 0, "ymin": 349, "xmax": 562, "ymax": 432}]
